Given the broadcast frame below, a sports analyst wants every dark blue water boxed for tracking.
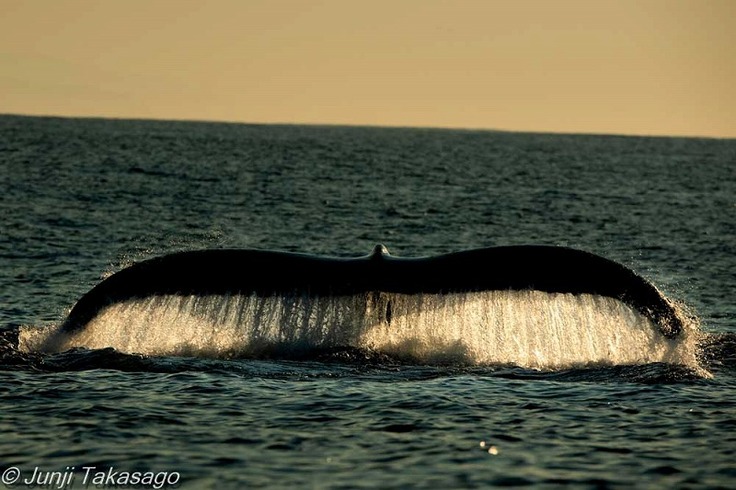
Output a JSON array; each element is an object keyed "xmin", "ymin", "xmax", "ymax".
[{"xmin": 1, "ymin": 115, "xmax": 735, "ymax": 488}]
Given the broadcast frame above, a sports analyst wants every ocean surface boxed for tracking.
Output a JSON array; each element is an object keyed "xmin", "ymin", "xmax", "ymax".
[{"xmin": 1, "ymin": 114, "xmax": 735, "ymax": 489}]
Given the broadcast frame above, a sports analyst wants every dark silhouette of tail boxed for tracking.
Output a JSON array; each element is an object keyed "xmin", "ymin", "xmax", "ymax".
[{"xmin": 60, "ymin": 245, "xmax": 684, "ymax": 338}]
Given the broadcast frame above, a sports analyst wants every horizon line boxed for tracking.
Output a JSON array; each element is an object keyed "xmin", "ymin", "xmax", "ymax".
[{"xmin": 2, "ymin": 111, "xmax": 733, "ymax": 141}]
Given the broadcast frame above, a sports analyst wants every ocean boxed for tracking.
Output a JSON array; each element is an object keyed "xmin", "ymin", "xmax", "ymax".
[{"xmin": 1, "ymin": 114, "xmax": 734, "ymax": 489}]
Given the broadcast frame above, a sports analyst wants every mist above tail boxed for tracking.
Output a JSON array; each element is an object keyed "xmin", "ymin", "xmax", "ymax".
[{"xmin": 23, "ymin": 245, "xmax": 698, "ymax": 370}]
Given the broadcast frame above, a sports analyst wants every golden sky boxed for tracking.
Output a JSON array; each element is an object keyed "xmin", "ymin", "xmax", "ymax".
[{"xmin": 1, "ymin": 0, "xmax": 734, "ymax": 137}]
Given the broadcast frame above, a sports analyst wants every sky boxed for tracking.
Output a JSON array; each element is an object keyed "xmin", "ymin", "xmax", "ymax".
[{"xmin": 1, "ymin": 0, "xmax": 734, "ymax": 138}]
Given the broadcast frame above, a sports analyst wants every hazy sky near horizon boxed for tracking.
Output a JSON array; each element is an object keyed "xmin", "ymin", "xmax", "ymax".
[{"xmin": 1, "ymin": 0, "xmax": 734, "ymax": 138}]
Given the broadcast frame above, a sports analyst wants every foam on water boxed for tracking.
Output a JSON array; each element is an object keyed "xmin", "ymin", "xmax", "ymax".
[{"xmin": 20, "ymin": 290, "xmax": 701, "ymax": 371}]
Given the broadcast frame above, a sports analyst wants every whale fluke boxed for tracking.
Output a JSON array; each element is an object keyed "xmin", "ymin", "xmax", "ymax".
[{"xmin": 58, "ymin": 245, "xmax": 684, "ymax": 339}]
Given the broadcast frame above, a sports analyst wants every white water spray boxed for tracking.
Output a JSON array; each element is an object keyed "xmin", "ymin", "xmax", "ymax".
[{"xmin": 20, "ymin": 290, "xmax": 700, "ymax": 370}]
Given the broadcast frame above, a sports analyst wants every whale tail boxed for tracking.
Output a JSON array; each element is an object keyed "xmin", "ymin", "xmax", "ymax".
[{"xmin": 22, "ymin": 245, "xmax": 700, "ymax": 370}]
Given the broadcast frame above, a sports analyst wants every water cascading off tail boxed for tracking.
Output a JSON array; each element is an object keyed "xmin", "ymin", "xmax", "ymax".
[{"xmin": 20, "ymin": 245, "xmax": 700, "ymax": 370}]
